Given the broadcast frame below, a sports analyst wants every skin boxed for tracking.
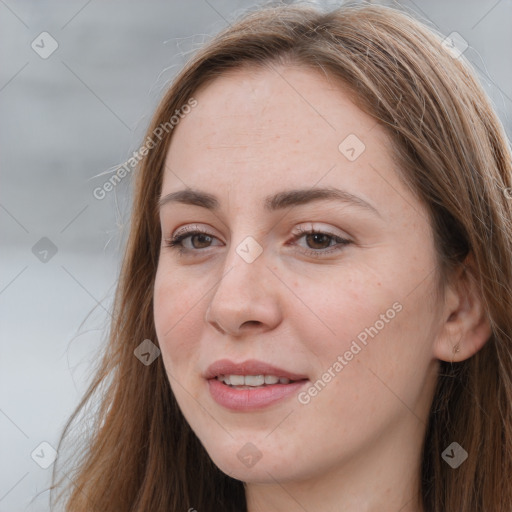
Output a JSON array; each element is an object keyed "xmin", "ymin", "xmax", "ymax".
[{"xmin": 153, "ymin": 64, "xmax": 491, "ymax": 512}]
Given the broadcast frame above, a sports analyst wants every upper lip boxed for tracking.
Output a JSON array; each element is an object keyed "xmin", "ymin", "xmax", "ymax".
[{"xmin": 204, "ymin": 359, "xmax": 308, "ymax": 381}]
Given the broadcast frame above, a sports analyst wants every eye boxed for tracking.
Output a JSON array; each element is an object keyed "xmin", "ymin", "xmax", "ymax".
[
  {"xmin": 289, "ymin": 225, "xmax": 351, "ymax": 257},
  {"xmin": 163, "ymin": 225, "xmax": 221, "ymax": 255},
  {"xmin": 163, "ymin": 224, "xmax": 351, "ymax": 258}
]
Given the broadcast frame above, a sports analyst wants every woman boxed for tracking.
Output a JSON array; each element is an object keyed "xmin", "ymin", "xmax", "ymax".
[{"xmin": 52, "ymin": 2, "xmax": 512, "ymax": 511}]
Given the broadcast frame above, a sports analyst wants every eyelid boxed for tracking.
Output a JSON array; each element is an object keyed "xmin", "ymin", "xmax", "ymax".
[
  {"xmin": 291, "ymin": 222, "xmax": 349, "ymax": 239},
  {"xmin": 169, "ymin": 222, "xmax": 348, "ymax": 241},
  {"xmin": 172, "ymin": 223, "xmax": 217, "ymax": 239}
]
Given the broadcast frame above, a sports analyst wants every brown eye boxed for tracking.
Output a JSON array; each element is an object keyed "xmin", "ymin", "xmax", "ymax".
[
  {"xmin": 188, "ymin": 233, "xmax": 213, "ymax": 249},
  {"xmin": 165, "ymin": 229, "xmax": 221, "ymax": 254},
  {"xmin": 291, "ymin": 227, "xmax": 352, "ymax": 258},
  {"xmin": 304, "ymin": 233, "xmax": 333, "ymax": 250}
]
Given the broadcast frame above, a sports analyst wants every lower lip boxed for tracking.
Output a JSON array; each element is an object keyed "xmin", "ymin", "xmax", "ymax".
[{"xmin": 207, "ymin": 378, "xmax": 309, "ymax": 411}]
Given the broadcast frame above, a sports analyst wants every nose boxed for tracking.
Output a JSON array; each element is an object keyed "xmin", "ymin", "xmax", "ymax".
[{"xmin": 204, "ymin": 242, "xmax": 282, "ymax": 337}]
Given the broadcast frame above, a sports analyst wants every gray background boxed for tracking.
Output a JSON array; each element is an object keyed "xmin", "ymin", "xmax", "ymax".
[{"xmin": 1, "ymin": 0, "xmax": 511, "ymax": 510}]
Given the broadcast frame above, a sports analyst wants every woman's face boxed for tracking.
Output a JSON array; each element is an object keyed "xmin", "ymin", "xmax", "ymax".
[{"xmin": 154, "ymin": 65, "xmax": 443, "ymax": 485}]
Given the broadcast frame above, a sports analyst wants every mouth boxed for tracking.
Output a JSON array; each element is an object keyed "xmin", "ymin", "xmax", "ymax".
[
  {"xmin": 214, "ymin": 373, "xmax": 305, "ymax": 389},
  {"xmin": 204, "ymin": 358, "xmax": 308, "ymax": 381},
  {"xmin": 204, "ymin": 359, "xmax": 309, "ymax": 411}
]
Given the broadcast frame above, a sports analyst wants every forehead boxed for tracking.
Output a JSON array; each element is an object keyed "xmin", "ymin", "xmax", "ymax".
[
  {"xmin": 168, "ymin": 65, "xmax": 377, "ymax": 154},
  {"xmin": 161, "ymin": 65, "xmax": 402, "ymax": 217}
]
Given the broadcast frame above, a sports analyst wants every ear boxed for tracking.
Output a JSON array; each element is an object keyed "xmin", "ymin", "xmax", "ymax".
[{"xmin": 433, "ymin": 253, "xmax": 493, "ymax": 363}]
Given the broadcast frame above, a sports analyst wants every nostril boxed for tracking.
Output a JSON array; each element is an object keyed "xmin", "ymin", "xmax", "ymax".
[{"xmin": 239, "ymin": 320, "xmax": 266, "ymax": 332}]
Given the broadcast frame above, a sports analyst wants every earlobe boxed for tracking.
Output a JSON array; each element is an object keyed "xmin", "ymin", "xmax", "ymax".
[{"xmin": 433, "ymin": 254, "xmax": 493, "ymax": 363}]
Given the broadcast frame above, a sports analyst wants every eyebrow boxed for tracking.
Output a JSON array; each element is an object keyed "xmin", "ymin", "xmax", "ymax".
[{"xmin": 158, "ymin": 186, "xmax": 381, "ymax": 218}]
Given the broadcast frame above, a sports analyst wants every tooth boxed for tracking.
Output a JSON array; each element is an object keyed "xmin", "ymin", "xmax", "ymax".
[
  {"xmin": 219, "ymin": 374, "xmax": 296, "ymax": 387},
  {"xmin": 229, "ymin": 375, "xmax": 245, "ymax": 386},
  {"xmin": 245, "ymin": 375, "xmax": 265, "ymax": 386}
]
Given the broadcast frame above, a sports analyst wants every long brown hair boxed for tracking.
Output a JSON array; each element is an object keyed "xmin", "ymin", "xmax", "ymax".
[{"xmin": 52, "ymin": 2, "xmax": 512, "ymax": 510}]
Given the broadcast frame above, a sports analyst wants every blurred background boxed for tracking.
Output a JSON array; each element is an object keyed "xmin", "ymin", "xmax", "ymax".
[{"xmin": 1, "ymin": 0, "xmax": 510, "ymax": 510}]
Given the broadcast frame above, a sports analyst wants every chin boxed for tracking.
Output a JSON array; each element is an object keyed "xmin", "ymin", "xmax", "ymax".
[
  {"xmin": 200, "ymin": 436, "xmax": 310, "ymax": 484},
  {"xmin": 210, "ymin": 454, "xmax": 294, "ymax": 484}
]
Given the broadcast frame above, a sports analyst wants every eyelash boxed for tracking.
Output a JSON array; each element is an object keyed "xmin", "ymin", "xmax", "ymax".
[{"xmin": 163, "ymin": 225, "xmax": 351, "ymax": 258}]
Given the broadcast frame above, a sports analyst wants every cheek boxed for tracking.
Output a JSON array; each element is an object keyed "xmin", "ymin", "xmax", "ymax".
[
  {"xmin": 291, "ymin": 258, "xmax": 436, "ymax": 404},
  {"xmin": 153, "ymin": 265, "xmax": 204, "ymax": 372},
  {"xmin": 154, "ymin": 266, "xmax": 211, "ymax": 420},
  {"xmin": 288, "ymin": 263, "xmax": 395, "ymax": 351}
]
